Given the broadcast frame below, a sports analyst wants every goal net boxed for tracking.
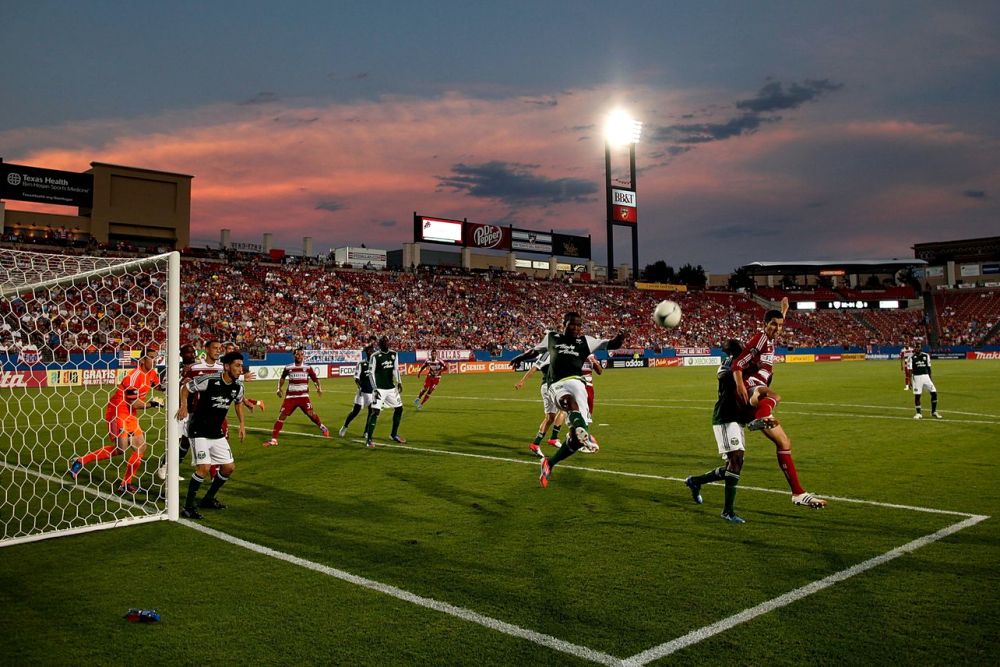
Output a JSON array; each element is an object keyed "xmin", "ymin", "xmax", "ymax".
[{"xmin": 0, "ymin": 249, "xmax": 180, "ymax": 547}]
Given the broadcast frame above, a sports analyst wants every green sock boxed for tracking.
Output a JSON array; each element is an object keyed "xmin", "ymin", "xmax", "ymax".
[
  {"xmin": 691, "ymin": 467, "xmax": 725, "ymax": 486},
  {"xmin": 533, "ymin": 431, "xmax": 544, "ymax": 445},
  {"xmin": 723, "ymin": 471, "xmax": 740, "ymax": 514},
  {"xmin": 365, "ymin": 412, "xmax": 379, "ymax": 438},
  {"xmin": 550, "ymin": 425, "xmax": 562, "ymax": 440}
]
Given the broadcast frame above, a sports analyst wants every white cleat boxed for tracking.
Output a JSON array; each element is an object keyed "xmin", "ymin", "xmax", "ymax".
[
  {"xmin": 338, "ymin": 426, "xmax": 347, "ymax": 437},
  {"xmin": 913, "ymin": 413, "xmax": 922, "ymax": 420},
  {"xmin": 932, "ymin": 412, "xmax": 942, "ymax": 419},
  {"xmin": 792, "ymin": 492, "xmax": 827, "ymax": 509}
]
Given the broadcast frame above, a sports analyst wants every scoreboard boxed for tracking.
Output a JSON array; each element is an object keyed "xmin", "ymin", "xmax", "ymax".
[{"xmin": 793, "ymin": 300, "xmax": 907, "ymax": 310}]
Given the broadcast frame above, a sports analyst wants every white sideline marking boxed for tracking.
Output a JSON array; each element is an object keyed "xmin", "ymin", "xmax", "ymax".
[
  {"xmin": 248, "ymin": 427, "xmax": 979, "ymax": 518},
  {"xmin": 620, "ymin": 513, "xmax": 989, "ymax": 666},
  {"xmin": 181, "ymin": 520, "xmax": 621, "ymax": 666}
]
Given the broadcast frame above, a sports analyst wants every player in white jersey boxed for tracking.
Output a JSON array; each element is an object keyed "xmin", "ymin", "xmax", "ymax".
[
  {"xmin": 264, "ymin": 347, "xmax": 328, "ymax": 446},
  {"xmin": 413, "ymin": 350, "xmax": 447, "ymax": 410},
  {"xmin": 900, "ymin": 345, "xmax": 915, "ymax": 390}
]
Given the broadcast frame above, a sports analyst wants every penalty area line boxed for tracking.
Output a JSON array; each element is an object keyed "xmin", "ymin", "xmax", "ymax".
[
  {"xmin": 180, "ymin": 520, "xmax": 621, "ymax": 666},
  {"xmin": 620, "ymin": 513, "xmax": 990, "ymax": 666}
]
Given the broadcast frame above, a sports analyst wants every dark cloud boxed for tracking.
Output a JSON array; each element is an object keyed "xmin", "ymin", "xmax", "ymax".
[
  {"xmin": 350, "ymin": 72, "xmax": 369, "ymax": 80},
  {"xmin": 736, "ymin": 79, "xmax": 842, "ymax": 113},
  {"xmin": 377, "ymin": 219, "xmax": 396, "ymax": 227},
  {"xmin": 522, "ymin": 96, "xmax": 558, "ymax": 107},
  {"xmin": 438, "ymin": 161, "xmax": 598, "ymax": 205},
  {"xmin": 653, "ymin": 78, "xmax": 842, "ymax": 150},
  {"xmin": 240, "ymin": 92, "xmax": 279, "ymax": 105},
  {"xmin": 655, "ymin": 113, "xmax": 774, "ymax": 144},
  {"xmin": 315, "ymin": 199, "xmax": 348, "ymax": 213},
  {"xmin": 702, "ymin": 224, "xmax": 781, "ymax": 239},
  {"xmin": 963, "ymin": 189, "xmax": 987, "ymax": 199}
]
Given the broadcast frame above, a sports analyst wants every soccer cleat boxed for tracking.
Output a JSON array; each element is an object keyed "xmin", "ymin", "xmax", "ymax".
[
  {"xmin": 364, "ymin": 437, "xmax": 375, "ymax": 448},
  {"xmin": 579, "ymin": 433, "xmax": 600, "ymax": 454},
  {"xmin": 263, "ymin": 438, "xmax": 278, "ymax": 447},
  {"xmin": 199, "ymin": 498, "xmax": 227, "ymax": 510},
  {"xmin": 539, "ymin": 458, "xmax": 551, "ymax": 488},
  {"xmin": 68, "ymin": 458, "xmax": 83, "ymax": 480},
  {"xmin": 390, "ymin": 434, "xmax": 407, "ymax": 443},
  {"xmin": 913, "ymin": 413, "xmax": 922, "ymax": 420},
  {"xmin": 546, "ymin": 438, "xmax": 561, "ymax": 447},
  {"xmin": 685, "ymin": 476, "xmax": 703, "ymax": 504},
  {"xmin": 116, "ymin": 482, "xmax": 147, "ymax": 496},
  {"xmin": 413, "ymin": 398, "xmax": 421, "ymax": 408},
  {"xmin": 904, "ymin": 386, "xmax": 910, "ymax": 391},
  {"xmin": 792, "ymin": 492, "xmax": 828, "ymax": 509},
  {"xmin": 529, "ymin": 443, "xmax": 544, "ymax": 458},
  {"xmin": 338, "ymin": 426, "xmax": 347, "ymax": 437},
  {"xmin": 180, "ymin": 507, "xmax": 204, "ymax": 520},
  {"xmin": 320, "ymin": 426, "xmax": 330, "ymax": 437},
  {"xmin": 933, "ymin": 411, "xmax": 942, "ymax": 419},
  {"xmin": 720, "ymin": 511, "xmax": 747, "ymax": 524},
  {"xmin": 747, "ymin": 416, "xmax": 779, "ymax": 431}
]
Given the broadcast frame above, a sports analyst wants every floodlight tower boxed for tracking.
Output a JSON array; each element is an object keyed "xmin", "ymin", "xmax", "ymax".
[{"xmin": 604, "ymin": 109, "xmax": 642, "ymax": 283}]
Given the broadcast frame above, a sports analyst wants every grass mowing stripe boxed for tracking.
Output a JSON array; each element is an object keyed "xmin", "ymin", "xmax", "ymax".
[
  {"xmin": 619, "ymin": 513, "xmax": 990, "ymax": 666},
  {"xmin": 246, "ymin": 427, "xmax": 981, "ymax": 518},
  {"xmin": 181, "ymin": 520, "xmax": 623, "ymax": 666}
]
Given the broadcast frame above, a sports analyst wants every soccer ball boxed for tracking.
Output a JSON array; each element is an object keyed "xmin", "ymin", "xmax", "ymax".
[{"xmin": 652, "ymin": 300, "xmax": 682, "ymax": 328}]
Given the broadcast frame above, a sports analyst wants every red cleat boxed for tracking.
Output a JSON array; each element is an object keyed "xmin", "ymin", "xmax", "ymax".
[{"xmin": 539, "ymin": 458, "xmax": 551, "ymax": 488}]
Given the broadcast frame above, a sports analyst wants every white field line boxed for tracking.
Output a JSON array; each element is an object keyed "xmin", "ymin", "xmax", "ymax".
[
  {"xmin": 620, "ymin": 513, "xmax": 990, "ymax": 666},
  {"xmin": 180, "ymin": 520, "xmax": 622, "ymax": 666},
  {"xmin": 246, "ymin": 427, "xmax": 978, "ymax": 518}
]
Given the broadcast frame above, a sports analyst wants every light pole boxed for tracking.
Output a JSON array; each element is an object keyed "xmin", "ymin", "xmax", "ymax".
[{"xmin": 604, "ymin": 110, "xmax": 642, "ymax": 283}]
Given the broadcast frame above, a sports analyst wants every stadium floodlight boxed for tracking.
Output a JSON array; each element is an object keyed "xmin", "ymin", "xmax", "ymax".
[{"xmin": 605, "ymin": 109, "xmax": 643, "ymax": 146}]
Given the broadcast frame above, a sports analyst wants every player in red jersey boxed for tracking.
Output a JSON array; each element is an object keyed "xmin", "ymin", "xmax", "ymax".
[
  {"xmin": 69, "ymin": 348, "xmax": 163, "ymax": 495},
  {"xmin": 264, "ymin": 347, "xmax": 328, "ymax": 446},
  {"xmin": 413, "ymin": 350, "xmax": 447, "ymax": 410},
  {"xmin": 732, "ymin": 301, "xmax": 827, "ymax": 509},
  {"xmin": 900, "ymin": 345, "xmax": 914, "ymax": 390}
]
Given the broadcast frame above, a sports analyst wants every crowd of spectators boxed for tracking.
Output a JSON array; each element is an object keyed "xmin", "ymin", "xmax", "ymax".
[{"xmin": 7, "ymin": 247, "xmax": 999, "ymax": 360}]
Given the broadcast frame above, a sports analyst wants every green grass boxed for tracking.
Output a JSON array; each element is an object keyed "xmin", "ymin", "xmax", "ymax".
[{"xmin": 2, "ymin": 361, "xmax": 998, "ymax": 665}]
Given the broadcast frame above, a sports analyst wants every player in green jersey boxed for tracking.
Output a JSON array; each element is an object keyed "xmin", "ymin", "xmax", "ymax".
[
  {"xmin": 908, "ymin": 348, "xmax": 942, "ymax": 419},
  {"xmin": 511, "ymin": 312, "xmax": 624, "ymax": 487},
  {"xmin": 363, "ymin": 336, "xmax": 406, "ymax": 447}
]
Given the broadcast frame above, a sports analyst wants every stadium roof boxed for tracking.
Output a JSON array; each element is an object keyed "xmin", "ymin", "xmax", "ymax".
[{"xmin": 741, "ymin": 259, "xmax": 927, "ymax": 275}]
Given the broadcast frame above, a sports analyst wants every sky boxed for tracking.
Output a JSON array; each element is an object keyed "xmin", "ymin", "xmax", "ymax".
[{"xmin": 2, "ymin": 0, "xmax": 999, "ymax": 272}]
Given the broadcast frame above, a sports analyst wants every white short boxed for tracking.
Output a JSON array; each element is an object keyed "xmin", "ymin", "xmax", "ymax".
[
  {"xmin": 354, "ymin": 388, "xmax": 374, "ymax": 408},
  {"xmin": 912, "ymin": 374, "xmax": 937, "ymax": 395},
  {"xmin": 191, "ymin": 437, "xmax": 234, "ymax": 466},
  {"xmin": 548, "ymin": 377, "xmax": 591, "ymax": 424},
  {"xmin": 178, "ymin": 415, "xmax": 190, "ymax": 438},
  {"xmin": 713, "ymin": 423, "xmax": 746, "ymax": 457},
  {"xmin": 372, "ymin": 387, "xmax": 403, "ymax": 410},
  {"xmin": 540, "ymin": 383, "xmax": 558, "ymax": 415}
]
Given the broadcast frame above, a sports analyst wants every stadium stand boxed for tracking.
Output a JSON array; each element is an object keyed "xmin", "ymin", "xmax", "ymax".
[{"xmin": 933, "ymin": 288, "xmax": 1000, "ymax": 346}]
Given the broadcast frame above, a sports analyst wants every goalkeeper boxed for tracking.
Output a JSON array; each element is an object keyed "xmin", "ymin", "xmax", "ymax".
[{"xmin": 69, "ymin": 349, "xmax": 164, "ymax": 495}]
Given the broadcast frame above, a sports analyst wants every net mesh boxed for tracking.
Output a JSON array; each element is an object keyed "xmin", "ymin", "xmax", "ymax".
[{"xmin": 1, "ymin": 249, "xmax": 174, "ymax": 544}]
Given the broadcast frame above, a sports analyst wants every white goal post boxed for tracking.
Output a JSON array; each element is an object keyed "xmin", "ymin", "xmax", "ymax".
[{"xmin": 0, "ymin": 249, "xmax": 180, "ymax": 547}]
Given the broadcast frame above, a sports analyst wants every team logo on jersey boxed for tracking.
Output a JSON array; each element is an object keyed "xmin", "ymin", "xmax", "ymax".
[{"xmin": 730, "ymin": 437, "xmax": 740, "ymax": 448}]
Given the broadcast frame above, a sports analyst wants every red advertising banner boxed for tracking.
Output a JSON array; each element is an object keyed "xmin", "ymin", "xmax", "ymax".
[
  {"xmin": 967, "ymin": 351, "xmax": 1000, "ymax": 360},
  {"xmin": 648, "ymin": 357, "xmax": 684, "ymax": 368},
  {"xmin": 463, "ymin": 222, "xmax": 511, "ymax": 250}
]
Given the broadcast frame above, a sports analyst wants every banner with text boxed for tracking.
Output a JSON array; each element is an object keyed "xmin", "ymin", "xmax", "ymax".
[
  {"xmin": 511, "ymin": 228, "xmax": 553, "ymax": 255},
  {"xmin": 463, "ymin": 222, "xmax": 511, "ymax": 250},
  {"xmin": 1, "ymin": 162, "xmax": 93, "ymax": 208}
]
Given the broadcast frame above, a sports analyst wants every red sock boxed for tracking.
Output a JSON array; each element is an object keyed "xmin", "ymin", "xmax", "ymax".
[
  {"xmin": 755, "ymin": 397, "xmax": 777, "ymax": 420},
  {"xmin": 777, "ymin": 450, "xmax": 805, "ymax": 495},
  {"xmin": 271, "ymin": 419, "xmax": 285, "ymax": 439},
  {"xmin": 80, "ymin": 445, "xmax": 118, "ymax": 466},
  {"xmin": 421, "ymin": 394, "xmax": 431, "ymax": 405},
  {"xmin": 122, "ymin": 450, "xmax": 143, "ymax": 485}
]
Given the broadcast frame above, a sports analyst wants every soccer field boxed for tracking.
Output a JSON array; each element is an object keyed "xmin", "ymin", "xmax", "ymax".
[{"xmin": 1, "ymin": 361, "xmax": 998, "ymax": 664}]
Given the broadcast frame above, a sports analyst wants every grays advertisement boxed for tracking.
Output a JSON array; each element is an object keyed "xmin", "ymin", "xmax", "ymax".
[
  {"xmin": 1, "ymin": 162, "xmax": 93, "ymax": 208},
  {"xmin": 511, "ymin": 228, "xmax": 553, "ymax": 255}
]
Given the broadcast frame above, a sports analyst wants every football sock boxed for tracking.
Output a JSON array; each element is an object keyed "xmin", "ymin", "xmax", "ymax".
[
  {"xmin": 568, "ymin": 411, "xmax": 587, "ymax": 431},
  {"xmin": 533, "ymin": 431, "xmax": 545, "ymax": 445},
  {"xmin": 421, "ymin": 394, "xmax": 431, "ymax": 405},
  {"xmin": 122, "ymin": 450, "xmax": 143, "ymax": 485},
  {"xmin": 184, "ymin": 473, "xmax": 204, "ymax": 509},
  {"xmin": 365, "ymin": 411, "xmax": 379, "ymax": 438},
  {"xmin": 931, "ymin": 392, "xmax": 938, "ymax": 412},
  {"xmin": 202, "ymin": 471, "xmax": 229, "ymax": 502},
  {"xmin": 691, "ymin": 466, "xmax": 725, "ymax": 486},
  {"xmin": 550, "ymin": 424, "xmax": 562, "ymax": 440},
  {"xmin": 343, "ymin": 405, "xmax": 361, "ymax": 427},
  {"xmin": 391, "ymin": 407, "xmax": 403, "ymax": 436},
  {"xmin": 308, "ymin": 412, "xmax": 323, "ymax": 427},
  {"xmin": 547, "ymin": 441, "xmax": 576, "ymax": 468},
  {"xmin": 914, "ymin": 395, "xmax": 922, "ymax": 414},
  {"xmin": 271, "ymin": 417, "xmax": 286, "ymax": 440},
  {"xmin": 723, "ymin": 471, "xmax": 740, "ymax": 515},
  {"xmin": 80, "ymin": 445, "xmax": 118, "ymax": 466},
  {"xmin": 755, "ymin": 397, "xmax": 777, "ymax": 420},
  {"xmin": 777, "ymin": 450, "xmax": 805, "ymax": 496}
]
